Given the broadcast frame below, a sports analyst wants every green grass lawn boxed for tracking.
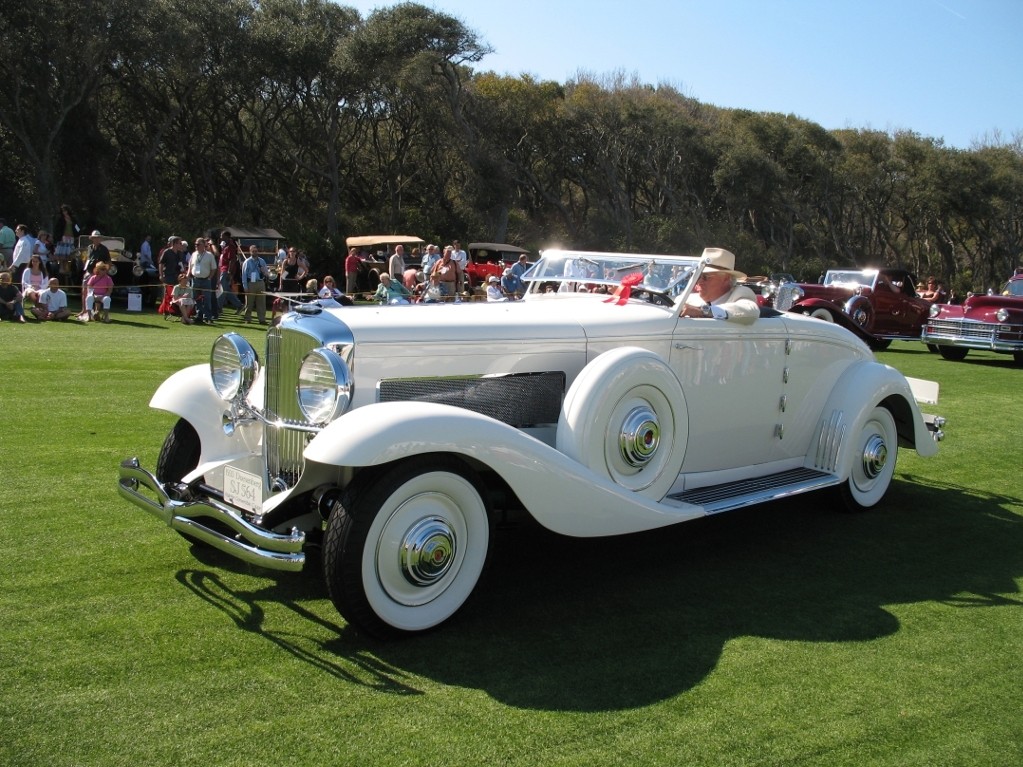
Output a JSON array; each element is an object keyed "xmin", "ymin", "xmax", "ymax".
[{"xmin": 1, "ymin": 309, "xmax": 1021, "ymax": 767}]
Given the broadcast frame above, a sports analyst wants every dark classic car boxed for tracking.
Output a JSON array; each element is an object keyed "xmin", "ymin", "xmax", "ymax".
[
  {"xmin": 921, "ymin": 273, "xmax": 1023, "ymax": 363},
  {"xmin": 765, "ymin": 268, "xmax": 933, "ymax": 348},
  {"xmin": 463, "ymin": 242, "xmax": 532, "ymax": 288}
]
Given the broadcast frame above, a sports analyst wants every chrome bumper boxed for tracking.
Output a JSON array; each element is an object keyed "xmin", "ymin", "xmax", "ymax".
[{"xmin": 117, "ymin": 457, "xmax": 305, "ymax": 571}]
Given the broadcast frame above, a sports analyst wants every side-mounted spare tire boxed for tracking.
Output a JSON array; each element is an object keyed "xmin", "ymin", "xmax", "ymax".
[{"xmin": 557, "ymin": 346, "xmax": 688, "ymax": 501}]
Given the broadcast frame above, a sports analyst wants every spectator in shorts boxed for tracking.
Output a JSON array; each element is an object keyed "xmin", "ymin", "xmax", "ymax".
[{"xmin": 83, "ymin": 262, "xmax": 114, "ymax": 323}]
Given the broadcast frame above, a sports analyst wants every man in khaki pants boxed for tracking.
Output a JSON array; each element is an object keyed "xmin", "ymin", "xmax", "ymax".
[{"xmin": 241, "ymin": 245, "xmax": 268, "ymax": 323}]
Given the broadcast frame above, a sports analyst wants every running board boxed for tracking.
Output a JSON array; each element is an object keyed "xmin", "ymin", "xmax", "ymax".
[{"xmin": 668, "ymin": 467, "xmax": 838, "ymax": 514}]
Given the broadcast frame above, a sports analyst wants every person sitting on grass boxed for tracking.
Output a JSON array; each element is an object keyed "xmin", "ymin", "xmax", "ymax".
[
  {"xmin": 0, "ymin": 271, "xmax": 26, "ymax": 322},
  {"xmin": 31, "ymin": 278, "xmax": 71, "ymax": 321},
  {"xmin": 170, "ymin": 271, "xmax": 195, "ymax": 324}
]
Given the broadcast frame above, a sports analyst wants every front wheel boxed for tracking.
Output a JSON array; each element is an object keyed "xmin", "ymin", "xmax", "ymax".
[
  {"xmin": 807, "ymin": 307, "xmax": 834, "ymax": 322},
  {"xmin": 322, "ymin": 457, "xmax": 493, "ymax": 639},
  {"xmin": 938, "ymin": 346, "xmax": 969, "ymax": 361},
  {"xmin": 837, "ymin": 406, "xmax": 897, "ymax": 512},
  {"xmin": 156, "ymin": 418, "xmax": 201, "ymax": 483}
]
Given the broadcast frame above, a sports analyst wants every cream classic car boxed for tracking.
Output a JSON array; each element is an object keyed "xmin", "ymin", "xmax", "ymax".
[{"xmin": 118, "ymin": 250, "xmax": 944, "ymax": 638}]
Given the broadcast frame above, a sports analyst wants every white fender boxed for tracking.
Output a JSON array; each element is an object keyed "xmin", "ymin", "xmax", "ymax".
[
  {"xmin": 148, "ymin": 364, "xmax": 260, "ymax": 468},
  {"xmin": 556, "ymin": 347, "xmax": 688, "ymax": 500},
  {"xmin": 303, "ymin": 401, "xmax": 706, "ymax": 537},
  {"xmin": 811, "ymin": 360, "xmax": 937, "ymax": 480}
]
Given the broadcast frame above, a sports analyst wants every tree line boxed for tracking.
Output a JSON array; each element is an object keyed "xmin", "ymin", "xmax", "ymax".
[{"xmin": 2, "ymin": 0, "xmax": 1021, "ymax": 296}]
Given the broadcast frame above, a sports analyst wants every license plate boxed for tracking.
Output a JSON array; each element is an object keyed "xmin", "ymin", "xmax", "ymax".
[{"xmin": 224, "ymin": 465, "xmax": 263, "ymax": 514}]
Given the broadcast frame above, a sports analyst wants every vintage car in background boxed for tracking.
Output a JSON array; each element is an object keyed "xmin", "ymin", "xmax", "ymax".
[
  {"xmin": 921, "ymin": 273, "xmax": 1023, "ymax": 363},
  {"xmin": 463, "ymin": 242, "xmax": 532, "ymax": 288},
  {"xmin": 764, "ymin": 268, "xmax": 933, "ymax": 349},
  {"xmin": 118, "ymin": 250, "xmax": 944, "ymax": 639},
  {"xmin": 206, "ymin": 226, "xmax": 284, "ymax": 262},
  {"xmin": 77, "ymin": 234, "xmax": 139, "ymax": 286},
  {"xmin": 345, "ymin": 234, "xmax": 425, "ymax": 291}
]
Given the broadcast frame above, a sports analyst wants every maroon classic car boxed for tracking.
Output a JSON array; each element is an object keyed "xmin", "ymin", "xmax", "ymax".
[
  {"xmin": 765, "ymin": 268, "xmax": 933, "ymax": 348},
  {"xmin": 921, "ymin": 273, "xmax": 1023, "ymax": 363}
]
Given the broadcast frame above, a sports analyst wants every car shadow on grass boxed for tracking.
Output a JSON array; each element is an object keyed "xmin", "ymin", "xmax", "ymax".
[
  {"xmin": 364, "ymin": 478, "xmax": 1023, "ymax": 711},
  {"xmin": 170, "ymin": 479, "xmax": 1023, "ymax": 711}
]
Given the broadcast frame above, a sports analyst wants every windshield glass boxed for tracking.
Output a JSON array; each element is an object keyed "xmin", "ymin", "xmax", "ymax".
[
  {"xmin": 1002, "ymin": 279, "xmax": 1023, "ymax": 298},
  {"xmin": 523, "ymin": 250, "xmax": 699, "ymax": 300},
  {"xmin": 823, "ymin": 271, "xmax": 875, "ymax": 288}
]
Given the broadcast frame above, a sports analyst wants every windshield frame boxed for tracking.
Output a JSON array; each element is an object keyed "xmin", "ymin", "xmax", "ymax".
[{"xmin": 523, "ymin": 250, "xmax": 702, "ymax": 311}]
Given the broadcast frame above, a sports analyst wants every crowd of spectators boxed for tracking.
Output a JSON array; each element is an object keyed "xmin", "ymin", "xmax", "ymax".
[{"xmin": 0, "ymin": 216, "xmax": 537, "ymax": 323}]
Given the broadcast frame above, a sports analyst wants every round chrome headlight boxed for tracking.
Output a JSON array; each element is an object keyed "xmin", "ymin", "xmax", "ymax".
[
  {"xmin": 210, "ymin": 333, "xmax": 259, "ymax": 401},
  {"xmin": 996, "ymin": 308, "xmax": 1009, "ymax": 322},
  {"xmin": 929, "ymin": 303, "xmax": 941, "ymax": 318},
  {"xmin": 297, "ymin": 348, "xmax": 352, "ymax": 424}
]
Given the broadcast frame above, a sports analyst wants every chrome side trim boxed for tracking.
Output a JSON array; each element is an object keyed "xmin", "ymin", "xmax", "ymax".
[
  {"xmin": 814, "ymin": 410, "xmax": 845, "ymax": 473},
  {"xmin": 117, "ymin": 458, "xmax": 305, "ymax": 572}
]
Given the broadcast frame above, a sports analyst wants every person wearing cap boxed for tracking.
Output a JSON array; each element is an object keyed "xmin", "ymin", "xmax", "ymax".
[
  {"xmin": 485, "ymin": 274, "xmax": 507, "ymax": 302},
  {"xmin": 501, "ymin": 266, "xmax": 522, "ymax": 298},
  {"xmin": 681, "ymin": 247, "xmax": 759, "ymax": 324}
]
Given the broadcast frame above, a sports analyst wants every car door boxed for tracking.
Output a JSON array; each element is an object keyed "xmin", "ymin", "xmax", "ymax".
[{"xmin": 667, "ymin": 314, "xmax": 790, "ymax": 474}]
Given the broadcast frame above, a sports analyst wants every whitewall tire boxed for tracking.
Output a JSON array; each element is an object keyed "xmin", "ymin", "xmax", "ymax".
[
  {"xmin": 323, "ymin": 457, "xmax": 492, "ymax": 638},
  {"xmin": 839, "ymin": 406, "xmax": 897, "ymax": 511}
]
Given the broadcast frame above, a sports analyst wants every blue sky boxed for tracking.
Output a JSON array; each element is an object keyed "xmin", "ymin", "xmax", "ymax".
[{"xmin": 346, "ymin": 0, "xmax": 1022, "ymax": 149}]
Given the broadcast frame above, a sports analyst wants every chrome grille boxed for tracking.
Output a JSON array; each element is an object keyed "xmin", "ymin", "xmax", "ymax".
[
  {"xmin": 925, "ymin": 319, "xmax": 1023, "ymax": 343},
  {"xmin": 772, "ymin": 284, "xmax": 801, "ymax": 311},
  {"xmin": 264, "ymin": 327, "xmax": 321, "ymax": 489}
]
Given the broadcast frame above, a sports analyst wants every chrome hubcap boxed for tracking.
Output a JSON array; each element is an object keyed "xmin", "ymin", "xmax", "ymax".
[
  {"xmin": 619, "ymin": 406, "xmax": 660, "ymax": 466},
  {"xmin": 400, "ymin": 517, "xmax": 456, "ymax": 586},
  {"xmin": 861, "ymin": 434, "xmax": 888, "ymax": 478}
]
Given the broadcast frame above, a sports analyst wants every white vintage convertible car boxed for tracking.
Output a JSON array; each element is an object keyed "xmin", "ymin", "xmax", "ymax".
[{"xmin": 118, "ymin": 250, "xmax": 945, "ymax": 638}]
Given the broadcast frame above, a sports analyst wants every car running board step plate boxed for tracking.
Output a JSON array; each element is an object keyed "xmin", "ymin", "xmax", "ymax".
[{"xmin": 669, "ymin": 467, "xmax": 837, "ymax": 514}]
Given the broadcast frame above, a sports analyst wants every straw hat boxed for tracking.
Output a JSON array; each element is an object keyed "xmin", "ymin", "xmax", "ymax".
[{"xmin": 701, "ymin": 248, "xmax": 746, "ymax": 281}]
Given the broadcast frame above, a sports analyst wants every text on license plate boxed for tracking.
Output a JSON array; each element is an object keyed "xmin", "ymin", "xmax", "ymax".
[{"xmin": 224, "ymin": 465, "xmax": 263, "ymax": 514}]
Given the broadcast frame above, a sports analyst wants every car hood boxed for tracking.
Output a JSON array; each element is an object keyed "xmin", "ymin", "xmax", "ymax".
[{"xmin": 323, "ymin": 295, "xmax": 675, "ymax": 350}]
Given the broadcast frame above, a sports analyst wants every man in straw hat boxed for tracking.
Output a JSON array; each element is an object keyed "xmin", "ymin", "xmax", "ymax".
[{"xmin": 681, "ymin": 247, "xmax": 760, "ymax": 324}]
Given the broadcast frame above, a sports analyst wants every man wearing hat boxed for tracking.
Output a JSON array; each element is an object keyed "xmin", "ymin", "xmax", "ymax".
[
  {"xmin": 485, "ymin": 274, "xmax": 507, "ymax": 302},
  {"xmin": 681, "ymin": 247, "xmax": 759, "ymax": 324}
]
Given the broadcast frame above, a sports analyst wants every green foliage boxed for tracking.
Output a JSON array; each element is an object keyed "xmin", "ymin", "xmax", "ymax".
[
  {"xmin": 1, "ymin": 0, "xmax": 1021, "ymax": 288},
  {"xmin": 1, "ymin": 312, "xmax": 1021, "ymax": 766}
]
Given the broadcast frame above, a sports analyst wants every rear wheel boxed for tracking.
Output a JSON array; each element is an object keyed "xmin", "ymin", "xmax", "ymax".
[
  {"xmin": 838, "ymin": 406, "xmax": 897, "ymax": 512},
  {"xmin": 938, "ymin": 346, "xmax": 969, "ymax": 361},
  {"xmin": 323, "ymin": 457, "xmax": 493, "ymax": 639}
]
